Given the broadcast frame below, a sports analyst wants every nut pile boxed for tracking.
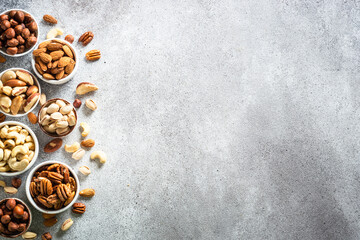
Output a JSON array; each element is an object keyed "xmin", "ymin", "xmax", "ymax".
[
  {"xmin": 30, "ymin": 163, "xmax": 77, "ymax": 210},
  {"xmin": 0, "ymin": 124, "xmax": 35, "ymax": 172},
  {"xmin": 33, "ymin": 39, "xmax": 76, "ymax": 80},
  {"xmin": 0, "ymin": 199, "xmax": 30, "ymax": 236},
  {"xmin": 0, "ymin": 69, "xmax": 40, "ymax": 115},
  {"xmin": 39, "ymin": 99, "xmax": 76, "ymax": 136},
  {"xmin": 0, "ymin": 10, "xmax": 38, "ymax": 55}
]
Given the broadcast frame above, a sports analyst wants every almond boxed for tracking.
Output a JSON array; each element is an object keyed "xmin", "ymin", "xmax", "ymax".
[
  {"xmin": 50, "ymin": 50, "xmax": 64, "ymax": 61},
  {"xmin": 79, "ymin": 188, "xmax": 95, "ymax": 197},
  {"xmin": 35, "ymin": 63, "xmax": 44, "ymax": 74},
  {"xmin": 62, "ymin": 45, "xmax": 73, "ymax": 58},
  {"xmin": 58, "ymin": 57, "xmax": 72, "ymax": 68},
  {"xmin": 47, "ymin": 42, "xmax": 62, "ymax": 51},
  {"xmin": 38, "ymin": 41, "xmax": 49, "ymax": 49},
  {"xmin": 81, "ymin": 139, "xmax": 95, "ymax": 148},
  {"xmin": 65, "ymin": 60, "xmax": 75, "ymax": 74},
  {"xmin": 39, "ymin": 53, "xmax": 52, "ymax": 63},
  {"xmin": 43, "ymin": 73, "xmax": 55, "ymax": 80},
  {"xmin": 27, "ymin": 112, "xmax": 37, "ymax": 124},
  {"xmin": 76, "ymin": 82, "xmax": 98, "ymax": 95},
  {"xmin": 43, "ymin": 14, "xmax": 58, "ymax": 24},
  {"xmin": 44, "ymin": 138, "xmax": 63, "ymax": 153},
  {"xmin": 33, "ymin": 48, "xmax": 46, "ymax": 57},
  {"xmin": 56, "ymin": 70, "xmax": 65, "ymax": 80}
]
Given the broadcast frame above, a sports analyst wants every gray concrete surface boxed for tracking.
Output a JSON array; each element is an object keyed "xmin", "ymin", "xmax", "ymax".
[{"xmin": 0, "ymin": 0, "xmax": 359, "ymax": 239}]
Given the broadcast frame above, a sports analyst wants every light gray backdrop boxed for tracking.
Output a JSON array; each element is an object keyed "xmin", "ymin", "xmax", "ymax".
[{"xmin": 0, "ymin": 0, "xmax": 359, "ymax": 239}]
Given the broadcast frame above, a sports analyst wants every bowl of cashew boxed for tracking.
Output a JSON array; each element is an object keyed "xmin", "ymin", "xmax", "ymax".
[{"xmin": 0, "ymin": 121, "xmax": 39, "ymax": 176}]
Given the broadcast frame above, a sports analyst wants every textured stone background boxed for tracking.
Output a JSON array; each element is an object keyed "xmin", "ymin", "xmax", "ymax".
[{"xmin": 0, "ymin": 0, "xmax": 359, "ymax": 239}]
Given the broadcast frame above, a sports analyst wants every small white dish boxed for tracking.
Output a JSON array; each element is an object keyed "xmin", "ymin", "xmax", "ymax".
[
  {"xmin": 0, "ymin": 9, "xmax": 39, "ymax": 57},
  {"xmin": 31, "ymin": 38, "xmax": 78, "ymax": 85},
  {"xmin": 0, "ymin": 121, "xmax": 39, "ymax": 177},
  {"xmin": 26, "ymin": 161, "xmax": 80, "ymax": 214},
  {"xmin": 0, "ymin": 68, "xmax": 41, "ymax": 117}
]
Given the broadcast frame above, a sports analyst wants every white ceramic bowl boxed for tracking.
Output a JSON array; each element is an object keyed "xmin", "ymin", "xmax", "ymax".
[
  {"xmin": 31, "ymin": 38, "xmax": 78, "ymax": 85},
  {"xmin": 26, "ymin": 161, "xmax": 80, "ymax": 214},
  {"xmin": 0, "ymin": 9, "xmax": 39, "ymax": 57},
  {"xmin": 0, "ymin": 121, "xmax": 39, "ymax": 177},
  {"xmin": 0, "ymin": 68, "xmax": 41, "ymax": 117}
]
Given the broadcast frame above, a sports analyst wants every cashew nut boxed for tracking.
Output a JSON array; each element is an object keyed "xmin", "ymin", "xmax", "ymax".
[
  {"xmin": 64, "ymin": 142, "xmax": 80, "ymax": 153},
  {"xmin": 0, "ymin": 160, "xmax": 6, "ymax": 167},
  {"xmin": 0, "ymin": 140, "xmax": 4, "ymax": 148},
  {"xmin": 0, "ymin": 165, "xmax": 10, "ymax": 172},
  {"xmin": 11, "ymin": 145, "xmax": 29, "ymax": 158},
  {"xmin": 4, "ymin": 139, "xmax": 15, "ymax": 149},
  {"xmin": 25, "ymin": 135, "xmax": 33, "ymax": 142},
  {"xmin": 8, "ymin": 157, "xmax": 29, "ymax": 171},
  {"xmin": 6, "ymin": 131, "xmax": 25, "ymax": 145},
  {"xmin": 80, "ymin": 122, "xmax": 90, "ymax": 137},
  {"xmin": 0, "ymin": 149, "xmax": 3, "ymax": 161},
  {"xmin": 8, "ymin": 125, "xmax": 21, "ymax": 132},
  {"xmin": 0, "ymin": 125, "xmax": 8, "ymax": 138},
  {"xmin": 24, "ymin": 142, "xmax": 35, "ymax": 151},
  {"xmin": 90, "ymin": 151, "xmax": 107, "ymax": 164},
  {"xmin": 3, "ymin": 149, "xmax": 11, "ymax": 161}
]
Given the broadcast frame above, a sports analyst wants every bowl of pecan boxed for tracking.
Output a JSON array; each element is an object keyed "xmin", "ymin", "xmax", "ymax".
[
  {"xmin": 0, "ymin": 9, "xmax": 39, "ymax": 57},
  {"xmin": 25, "ymin": 161, "xmax": 80, "ymax": 214},
  {"xmin": 0, "ymin": 198, "xmax": 32, "ymax": 238},
  {"xmin": 31, "ymin": 38, "xmax": 78, "ymax": 85}
]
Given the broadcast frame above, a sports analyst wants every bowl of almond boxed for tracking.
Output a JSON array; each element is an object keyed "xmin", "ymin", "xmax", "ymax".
[
  {"xmin": 25, "ymin": 161, "xmax": 80, "ymax": 214},
  {"xmin": 31, "ymin": 38, "xmax": 78, "ymax": 85}
]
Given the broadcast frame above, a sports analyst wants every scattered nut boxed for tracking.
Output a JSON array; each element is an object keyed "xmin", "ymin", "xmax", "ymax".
[
  {"xmin": 0, "ymin": 180, "xmax": 5, "ymax": 187},
  {"xmin": 79, "ymin": 188, "xmax": 95, "ymax": 197},
  {"xmin": 43, "ymin": 217, "xmax": 57, "ymax": 227},
  {"xmin": 78, "ymin": 31, "xmax": 94, "ymax": 46},
  {"xmin": 79, "ymin": 166, "xmax": 91, "ymax": 175},
  {"xmin": 42, "ymin": 213, "xmax": 56, "ymax": 220},
  {"xmin": 61, "ymin": 218, "xmax": 73, "ymax": 231},
  {"xmin": 72, "ymin": 203, "xmax": 86, "ymax": 214},
  {"xmin": 0, "ymin": 55, "xmax": 6, "ymax": 63},
  {"xmin": 46, "ymin": 28, "xmax": 63, "ymax": 39},
  {"xmin": 85, "ymin": 49, "xmax": 101, "ymax": 61},
  {"xmin": 72, "ymin": 148, "xmax": 85, "ymax": 160},
  {"xmin": 39, "ymin": 93, "xmax": 46, "ymax": 106},
  {"xmin": 81, "ymin": 139, "xmax": 95, "ymax": 148},
  {"xmin": 44, "ymin": 138, "xmax": 62, "ymax": 153},
  {"xmin": 80, "ymin": 122, "xmax": 90, "ymax": 137},
  {"xmin": 73, "ymin": 99, "xmax": 81, "ymax": 108},
  {"xmin": 85, "ymin": 99, "xmax": 97, "ymax": 111},
  {"xmin": 22, "ymin": 232, "xmax": 37, "ymax": 239},
  {"xmin": 27, "ymin": 112, "xmax": 37, "ymax": 124},
  {"xmin": 4, "ymin": 186, "xmax": 17, "ymax": 194},
  {"xmin": 76, "ymin": 82, "xmax": 98, "ymax": 95},
  {"xmin": 41, "ymin": 232, "xmax": 52, "ymax": 240},
  {"xmin": 11, "ymin": 177, "xmax": 21, "ymax": 188},
  {"xmin": 90, "ymin": 150, "xmax": 107, "ymax": 164},
  {"xmin": 65, "ymin": 34, "xmax": 74, "ymax": 43},
  {"xmin": 43, "ymin": 14, "xmax": 57, "ymax": 24},
  {"xmin": 64, "ymin": 142, "xmax": 80, "ymax": 153}
]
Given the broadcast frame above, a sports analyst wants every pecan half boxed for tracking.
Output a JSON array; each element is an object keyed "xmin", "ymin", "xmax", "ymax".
[
  {"xmin": 72, "ymin": 202, "xmax": 86, "ymax": 214},
  {"xmin": 37, "ymin": 195, "xmax": 53, "ymax": 209},
  {"xmin": 56, "ymin": 184, "xmax": 71, "ymax": 202},
  {"xmin": 40, "ymin": 178, "xmax": 53, "ymax": 196},
  {"xmin": 78, "ymin": 31, "xmax": 94, "ymax": 46},
  {"xmin": 30, "ymin": 182, "xmax": 39, "ymax": 197},
  {"xmin": 85, "ymin": 50, "xmax": 101, "ymax": 61},
  {"xmin": 47, "ymin": 172, "xmax": 63, "ymax": 184}
]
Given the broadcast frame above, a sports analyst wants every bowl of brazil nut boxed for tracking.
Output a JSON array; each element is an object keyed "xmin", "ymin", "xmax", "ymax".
[
  {"xmin": 0, "ymin": 121, "xmax": 39, "ymax": 177},
  {"xmin": 0, "ymin": 68, "xmax": 41, "ymax": 117},
  {"xmin": 31, "ymin": 38, "xmax": 78, "ymax": 85},
  {"xmin": 38, "ymin": 98, "xmax": 77, "ymax": 137},
  {"xmin": 25, "ymin": 161, "xmax": 80, "ymax": 214},
  {"xmin": 0, "ymin": 198, "xmax": 32, "ymax": 238},
  {"xmin": 0, "ymin": 9, "xmax": 39, "ymax": 57}
]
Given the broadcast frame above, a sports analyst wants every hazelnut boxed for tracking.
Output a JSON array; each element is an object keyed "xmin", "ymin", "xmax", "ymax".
[
  {"xmin": 13, "ymin": 206, "xmax": 24, "ymax": 218},
  {"xmin": 6, "ymin": 199, "xmax": 16, "ymax": 210},
  {"xmin": 65, "ymin": 34, "xmax": 74, "ymax": 44},
  {"xmin": 73, "ymin": 99, "xmax": 82, "ymax": 108},
  {"xmin": 16, "ymin": 35, "xmax": 25, "ymax": 45},
  {"xmin": 24, "ymin": 14, "xmax": 33, "ymax": 23},
  {"xmin": 27, "ymin": 36, "xmax": 37, "ymax": 46},
  {"xmin": 7, "ymin": 222, "xmax": 18, "ymax": 232},
  {"xmin": 11, "ymin": 177, "xmax": 21, "ymax": 188},
  {"xmin": 22, "ymin": 211, "xmax": 29, "ymax": 221},
  {"xmin": 27, "ymin": 21, "xmax": 37, "ymax": 32},
  {"xmin": 6, "ymin": 38, "xmax": 18, "ymax": 47},
  {"xmin": 1, "ymin": 215, "xmax": 10, "ymax": 224},
  {"xmin": 21, "ymin": 28, "xmax": 30, "ymax": 39},
  {"xmin": 0, "ymin": 20, "xmax": 10, "ymax": 30},
  {"xmin": 4, "ymin": 28, "xmax": 15, "ymax": 39},
  {"xmin": 14, "ymin": 11, "xmax": 24, "ymax": 23},
  {"xmin": 16, "ymin": 204, "xmax": 24, "ymax": 209},
  {"xmin": 8, "ymin": 11, "xmax": 16, "ymax": 18},
  {"xmin": 0, "ymin": 15, "xmax": 8, "ymax": 21},
  {"xmin": 17, "ymin": 45, "xmax": 24, "ymax": 54},
  {"xmin": 17, "ymin": 223, "xmax": 26, "ymax": 232},
  {"xmin": 14, "ymin": 24, "xmax": 23, "ymax": 34},
  {"xmin": 0, "ymin": 209, "xmax": 3, "ymax": 216},
  {"xmin": 0, "ymin": 223, "xmax": 6, "ymax": 233},
  {"xmin": 6, "ymin": 47, "xmax": 17, "ymax": 55},
  {"xmin": 9, "ymin": 19, "xmax": 18, "ymax": 27}
]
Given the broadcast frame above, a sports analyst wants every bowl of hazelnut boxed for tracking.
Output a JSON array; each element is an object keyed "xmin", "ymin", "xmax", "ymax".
[
  {"xmin": 26, "ymin": 161, "xmax": 80, "ymax": 214},
  {"xmin": 38, "ymin": 98, "xmax": 77, "ymax": 137},
  {"xmin": 31, "ymin": 38, "xmax": 78, "ymax": 85},
  {"xmin": 0, "ymin": 9, "xmax": 39, "ymax": 57},
  {"xmin": 0, "ymin": 68, "xmax": 41, "ymax": 117},
  {"xmin": 0, "ymin": 198, "xmax": 32, "ymax": 238}
]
